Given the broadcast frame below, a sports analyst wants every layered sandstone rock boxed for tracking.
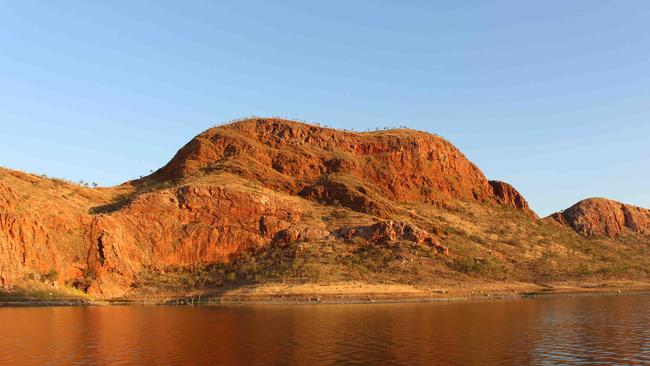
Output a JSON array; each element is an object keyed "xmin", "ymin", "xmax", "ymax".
[{"xmin": 551, "ymin": 198, "xmax": 650, "ymax": 237}]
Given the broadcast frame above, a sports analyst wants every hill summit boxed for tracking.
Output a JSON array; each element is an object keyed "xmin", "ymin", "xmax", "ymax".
[{"xmin": 151, "ymin": 119, "xmax": 536, "ymax": 217}]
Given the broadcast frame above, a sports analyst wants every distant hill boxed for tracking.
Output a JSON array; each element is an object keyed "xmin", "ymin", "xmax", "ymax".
[{"xmin": 550, "ymin": 198, "xmax": 650, "ymax": 237}]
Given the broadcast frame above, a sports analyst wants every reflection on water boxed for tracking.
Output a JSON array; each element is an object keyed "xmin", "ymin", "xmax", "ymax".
[{"xmin": 0, "ymin": 294, "xmax": 649, "ymax": 365}]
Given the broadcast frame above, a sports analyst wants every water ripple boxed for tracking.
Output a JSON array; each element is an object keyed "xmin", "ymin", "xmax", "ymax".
[{"xmin": 0, "ymin": 294, "xmax": 649, "ymax": 365}]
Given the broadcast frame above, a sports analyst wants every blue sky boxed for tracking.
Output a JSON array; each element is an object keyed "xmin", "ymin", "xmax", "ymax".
[{"xmin": 1, "ymin": 1, "xmax": 649, "ymax": 216}]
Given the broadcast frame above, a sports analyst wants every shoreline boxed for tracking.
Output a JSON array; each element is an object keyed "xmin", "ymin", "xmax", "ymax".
[{"xmin": 2, "ymin": 280, "xmax": 650, "ymax": 307}]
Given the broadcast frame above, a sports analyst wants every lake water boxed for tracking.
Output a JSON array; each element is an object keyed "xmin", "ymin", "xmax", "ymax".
[{"xmin": 0, "ymin": 294, "xmax": 649, "ymax": 365}]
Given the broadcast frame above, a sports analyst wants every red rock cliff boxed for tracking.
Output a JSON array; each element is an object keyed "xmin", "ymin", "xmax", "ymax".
[{"xmin": 153, "ymin": 118, "xmax": 532, "ymax": 212}]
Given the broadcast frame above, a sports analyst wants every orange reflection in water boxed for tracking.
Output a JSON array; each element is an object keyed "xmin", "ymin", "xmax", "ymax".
[{"xmin": 0, "ymin": 294, "xmax": 649, "ymax": 365}]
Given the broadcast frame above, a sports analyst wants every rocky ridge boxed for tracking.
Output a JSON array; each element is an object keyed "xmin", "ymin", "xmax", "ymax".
[{"xmin": 1, "ymin": 118, "xmax": 648, "ymax": 299}]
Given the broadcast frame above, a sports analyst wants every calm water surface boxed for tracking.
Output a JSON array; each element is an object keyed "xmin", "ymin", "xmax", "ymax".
[{"xmin": 1, "ymin": 294, "xmax": 649, "ymax": 365}]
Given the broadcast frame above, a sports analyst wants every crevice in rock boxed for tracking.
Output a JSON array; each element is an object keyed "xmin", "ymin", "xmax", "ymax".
[
  {"xmin": 97, "ymin": 236, "xmax": 106, "ymax": 266},
  {"xmin": 259, "ymin": 216, "xmax": 268, "ymax": 236}
]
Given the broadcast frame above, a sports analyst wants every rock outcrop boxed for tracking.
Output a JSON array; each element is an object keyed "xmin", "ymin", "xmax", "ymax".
[
  {"xmin": 489, "ymin": 181, "xmax": 537, "ymax": 218},
  {"xmin": 551, "ymin": 198, "xmax": 650, "ymax": 237},
  {"xmin": 151, "ymin": 118, "xmax": 532, "ymax": 213},
  {"xmin": 339, "ymin": 221, "xmax": 448, "ymax": 254}
]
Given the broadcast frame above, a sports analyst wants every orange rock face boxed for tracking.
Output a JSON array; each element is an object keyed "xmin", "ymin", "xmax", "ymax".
[
  {"xmin": 490, "ymin": 181, "xmax": 537, "ymax": 218},
  {"xmin": 0, "ymin": 171, "xmax": 100, "ymax": 289},
  {"xmin": 551, "ymin": 198, "xmax": 650, "ymax": 237},
  {"xmin": 0, "ymin": 118, "xmax": 537, "ymax": 297},
  {"xmin": 153, "ymin": 119, "xmax": 528, "ymax": 210},
  {"xmin": 86, "ymin": 182, "xmax": 305, "ymax": 296}
]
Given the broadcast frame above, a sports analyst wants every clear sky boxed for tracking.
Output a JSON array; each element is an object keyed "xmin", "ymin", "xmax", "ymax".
[{"xmin": 1, "ymin": 1, "xmax": 649, "ymax": 216}]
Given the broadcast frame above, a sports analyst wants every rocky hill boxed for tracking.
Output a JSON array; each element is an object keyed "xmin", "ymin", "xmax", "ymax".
[
  {"xmin": 150, "ymin": 119, "xmax": 536, "ymax": 215},
  {"xmin": 1, "ymin": 118, "xmax": 648, "ymax": 301},
  {"xmin": 550, "ymin": 198, "xmax": 650, "ymax": 237}
]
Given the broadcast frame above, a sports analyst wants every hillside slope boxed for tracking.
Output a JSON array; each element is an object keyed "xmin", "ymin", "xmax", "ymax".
[{"xmin": 1, "ymin": 118, "xmax": 648, "ymax": 301}]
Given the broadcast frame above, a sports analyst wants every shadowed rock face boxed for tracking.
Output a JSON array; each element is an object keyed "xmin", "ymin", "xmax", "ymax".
[
  {"xmin": 551, "ymin": 198, "xmax": 650, "ymax": 237},
  {"xmin": 0, "ymin": 118, "xmax": 538, "ymax": 297}
]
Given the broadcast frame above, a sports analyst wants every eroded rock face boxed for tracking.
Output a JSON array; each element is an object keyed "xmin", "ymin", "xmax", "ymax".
[
  {"xmin": 339, "ymin": 221, "xmax": 448, "ymax": 254},
  {"xmin": 490, "ymin": 181, "xmax": 537, "ymax": 218},
  {"xmin": 0, "ymin": 171, "xmax": 96, "ymax": 289},
  {"xmin": 86, "ymin": 184, "xmax": 305, "ymax": 296},
  {"xmin": 298, "ymin": 175, "xmax": 394, "ymax": 217},
  {"xmin": 273, "ymin": 224, "xmax": 331, "ymax": 246},
  {"xmin": 551, "ymin": 198, "xmax": 650, "ymax": 237}
]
